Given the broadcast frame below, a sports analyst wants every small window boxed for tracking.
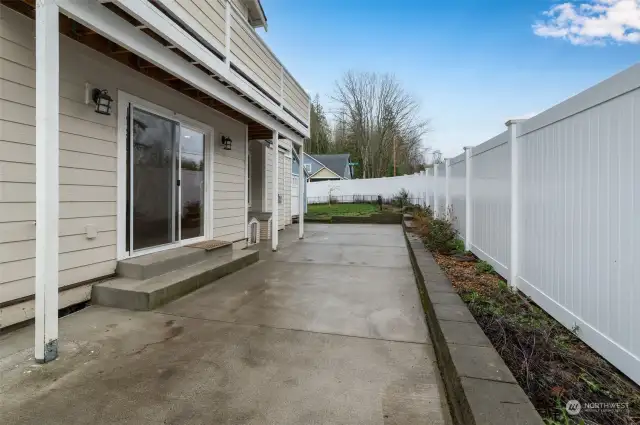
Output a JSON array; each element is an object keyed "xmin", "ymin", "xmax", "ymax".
[{"xmin": 304, "ymin": 163, "xmax": 312, "ymax": 173}]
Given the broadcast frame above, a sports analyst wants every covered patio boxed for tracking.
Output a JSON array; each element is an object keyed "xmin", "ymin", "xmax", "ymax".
[{"xmin": 0, "ymin": 223, "xmax": 449, "ymax": 424}]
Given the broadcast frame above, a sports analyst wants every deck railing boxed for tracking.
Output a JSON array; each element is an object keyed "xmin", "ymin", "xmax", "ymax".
[{"xmin": 161, "ymin": 0, "xmax": 310, "ymax": 127}]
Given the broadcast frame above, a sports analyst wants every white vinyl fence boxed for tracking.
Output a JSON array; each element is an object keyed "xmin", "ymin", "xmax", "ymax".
[
  {"xmin": 307, "ymin": 174, "xmax": 429, "ymax": 205},
  {"xmin": 309, "ymin": 64, "xmax": 640, "ymax": 385},
  {"xmin": 431, "ymin": 64, "xmax": 640, "ymax": 385}
]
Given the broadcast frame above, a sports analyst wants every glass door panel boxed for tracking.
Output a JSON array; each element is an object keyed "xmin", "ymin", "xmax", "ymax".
[
  {"xmin": 179, "ymin": 127, "xmax": 205, "ymax": 241},
  {"xmin": 130, "ymin": 108, "xmax": 179, "ymax": 251}
]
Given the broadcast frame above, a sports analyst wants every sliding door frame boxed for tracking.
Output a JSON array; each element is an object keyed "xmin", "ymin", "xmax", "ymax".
[{"xmin": 116, "ymin": 91, "xmax": 214, "ymax": 260}]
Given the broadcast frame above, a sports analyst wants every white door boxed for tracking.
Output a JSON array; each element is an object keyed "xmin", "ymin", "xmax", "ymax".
[{"xmin": 292, "ymin": 174, "xmax": 300, "ymax": 217}]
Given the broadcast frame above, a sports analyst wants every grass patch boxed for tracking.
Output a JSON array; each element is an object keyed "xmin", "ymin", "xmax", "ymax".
[{"xmin": 305, "ymin": 203, "xmax": 379, "ymax": 220}]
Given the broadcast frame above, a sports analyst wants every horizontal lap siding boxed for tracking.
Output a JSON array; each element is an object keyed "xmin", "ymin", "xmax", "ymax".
[
  {"xmin": 278, "ymin": 150, "xmax": 285, "ymax": 230},
  {"xmin": 265, "ymin": 144, "xmax": 273, "ymax": 212},
  {"xmin": 285, "ymin": 155, "xmax": 292, "ymax": 225},
  {"xmin": 174, "ymin": 0, "xmax": 226, "ymax": 49},
  {"xmin": 0, "ymin": 10, "xmax": 117, "ymax": 307},
  {"xmin": 0, "ymin": 7, "xmax": 247, "ymax": 320},
  {"xmin": 230, "ymin": 10, "xmax": 281, "ymax": 99},
  {"xmin": 248, "ymin": 141, "xmax": 264, "ymax": 210},
  {"xmin": 283, "ymin": 73, "xmax": 309, "ymax": 120}
]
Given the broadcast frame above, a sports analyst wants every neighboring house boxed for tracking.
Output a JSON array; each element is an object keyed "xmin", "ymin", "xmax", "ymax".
[
  {"xmin": 304, "ymin": 154, "xmax": 353, "ymax": 182},
  {"xmin": 0, "ymin": 0, "xmax": 310, "ymax": 350}
]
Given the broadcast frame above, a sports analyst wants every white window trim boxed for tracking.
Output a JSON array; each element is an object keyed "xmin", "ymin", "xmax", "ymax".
[{"xmin": 116, "ymin": 91, "xmax": 215, "ymax": 260}]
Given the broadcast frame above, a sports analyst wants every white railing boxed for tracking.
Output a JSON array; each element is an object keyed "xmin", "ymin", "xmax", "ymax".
[
  {"xmin": 227, "ymin": 5, "xmax": 309, "ymax": 122},
  {"xmin": 307, "ymin": 63, "xmax": 640, "ymax": 385},
  {"xmin": 152, "ymin": 0, "xmax": 310, "ymax": 128}
]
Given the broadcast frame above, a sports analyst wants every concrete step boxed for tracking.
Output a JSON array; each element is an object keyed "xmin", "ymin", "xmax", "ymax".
[
  {"xmin": 93, "ymin": 250, "xmax": 259, "ymax": 311},
  {"xmin": 116, "ymin": 244, "xmax": 232, "ymax": 280}
]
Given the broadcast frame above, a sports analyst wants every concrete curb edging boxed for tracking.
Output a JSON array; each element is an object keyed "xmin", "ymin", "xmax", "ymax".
[{"xmin": 402, "ymin": 221, "xmax": 544, "ymax": 425}]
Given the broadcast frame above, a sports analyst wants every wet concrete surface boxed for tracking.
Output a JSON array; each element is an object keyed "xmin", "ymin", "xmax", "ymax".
[{"xmin": 0, "ymin": 224, "xmax": 450, "ymax": 424}]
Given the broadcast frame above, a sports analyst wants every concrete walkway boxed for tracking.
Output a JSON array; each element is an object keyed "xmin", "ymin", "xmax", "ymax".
[{"xmin": 0, "ymin": 224, "xmax": 450, "ymax": 425}]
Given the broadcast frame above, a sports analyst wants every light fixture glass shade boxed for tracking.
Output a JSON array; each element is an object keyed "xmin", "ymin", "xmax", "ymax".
[
  {"xmin": 221, "ymin": 136, "xmax": 232, "ymax": 150},
  {"xmin": 92, "ymin": 89, "xmax": 113, "ymax": 115}
]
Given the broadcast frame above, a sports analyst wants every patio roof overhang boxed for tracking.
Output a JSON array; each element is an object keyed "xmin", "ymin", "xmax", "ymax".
[{"xmin": 1, "ymin": 0, "xmax": 304, "ymax": 143}]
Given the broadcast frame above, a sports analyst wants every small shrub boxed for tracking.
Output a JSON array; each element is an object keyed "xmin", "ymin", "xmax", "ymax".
[
  {"xmin": 423, "ymin": 217, "xmax": 459, "ymax": 254},
  {"xmin": 392, "ymin": 188, "xmax": 410, "ymax": 208},
  {"xmin": 475, "ymin": 260, "xmax": 495, "ymax": 275},
  {"xmin": 423, "ymin": 205, "xmax": 434, "ymax": 218},
  {"xmin": 451, "ymin": 238, "xmax": 465, "ymax": 254}
]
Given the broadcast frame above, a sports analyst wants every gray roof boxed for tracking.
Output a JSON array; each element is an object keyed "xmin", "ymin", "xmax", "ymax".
[{"xmin": 311, "ymin": 154, "xmax": 351, "ymax": 178}]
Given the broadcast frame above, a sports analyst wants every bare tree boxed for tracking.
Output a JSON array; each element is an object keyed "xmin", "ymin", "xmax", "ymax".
[{"xmin": 331, "ymin": 71, "xmax": 430, "ymax": 178}]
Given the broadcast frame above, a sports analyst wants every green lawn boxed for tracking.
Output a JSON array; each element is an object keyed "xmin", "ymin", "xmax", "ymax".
[{"xmin": 306, "ymin": 203, "xmax": 379, "ymax": 219}]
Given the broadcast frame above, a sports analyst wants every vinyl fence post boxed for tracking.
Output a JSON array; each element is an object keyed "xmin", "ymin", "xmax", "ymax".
[
  {"xmin": 507, "ymin": 119, "xmax": 524, "ymax": 289},
  {"xmin": 464, "ymin": 147, "xmax": 473, "ymax": 251},
  {"xmin": 433, "ymin": 163, "xmax": 439, "ymax": 218},
  {"xmin": 445, "ymin": 158, "xmax": 451, "ymax": 219}
]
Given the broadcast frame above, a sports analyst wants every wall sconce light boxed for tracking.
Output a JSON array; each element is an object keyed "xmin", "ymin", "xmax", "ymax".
[
  {"xmin": 91, "ymin": 89, "xmax": 113, "ymax": 115},
  {"xmin": 221, "ymin": 135, "xmax": 232, "ymax": 150}
]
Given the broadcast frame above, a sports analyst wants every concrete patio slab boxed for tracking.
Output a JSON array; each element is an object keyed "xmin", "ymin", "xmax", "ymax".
[
  {"xmin": 274, "ymin": 243, "xmax": 412, "ymax": 269},
  {"xmin": 160, "ymin": 261, "xmax": 429, "ymax": 342},
  {"xmin": 300, "ymin": 223, "xmax": 402, "ymax": 235},
  {"xmin": 0, "ymin": 224, "xmax": 450, "ymax": 425},
  {"xmin": 300, "ymin": 232, "xmax": 406, "ymax": 247}
]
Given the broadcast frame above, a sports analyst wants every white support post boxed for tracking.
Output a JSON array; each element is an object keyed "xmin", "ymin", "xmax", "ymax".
[
  {"xmin": 298, "ymin": 142, "xmax": 305, "ymax": 239},
  {"xmin": 464, "ymin": 147, "xmax": 473, "ymax": 251},
  {"xmin": 507, "ymin": 119, "xmax": 523, "ymax": 289},
  {"xmin": 433, "ymin": 163, "xmax": 439, "ymax": 218},
  {"xmin": 35, "ymin": 0, "xmax": 60, "ymax": 363},
  {"xmin": 244, "ymin": 126, "xmax": 249, "ymax": 242},
  {"xmin": 224, "ymin": 0, "xmax": 231, "ymax": 67},
  {"xmin": 272, "ymin": 131, "xmax": 279, "ymax": 251},
  {"xmin": 444, "ymin": 158, "xmax": 451, "ymax": 219}
]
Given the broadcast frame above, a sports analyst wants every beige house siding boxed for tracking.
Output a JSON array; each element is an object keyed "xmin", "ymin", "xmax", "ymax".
[
  {"xmin": 312, "ymin": 168, "xmax": 341, "ymax": 180},
  {"xmin": 0, "ymin": 7, "xmax": 247, "ymax": 325},
  {"xmin": 248, "ymin": 140, "xmax": 264, "ymax": 210},
  {"xmin": 284, "ymin": 155, "xmax": 292, "ymax": 225},
  {"xmin": 277, "ymin": 148, "xmax": 285, "ymax": 230},
  {"xmin": 231, "ymin": 0, "xmax": 250, "ymax": 20},
  {"xmin": 264, "ymin": 141, "xmax": 294, "ymax": 230},
  {"xmin": 264, "ymin": 143, "xmax": 273, "ymax": 212},
  {"xmin": 173, "ymin": 0, "xmax": 226, "ymax": 49}
]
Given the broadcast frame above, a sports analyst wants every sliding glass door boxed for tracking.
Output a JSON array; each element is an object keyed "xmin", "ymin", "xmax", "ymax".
[
  {"xmin": 126, "ymin": 105, "xmax": 208, "ymax": 255},
  {"xmin": 179, "ymin": 127, "xmax": 206, "ymax": 241}
]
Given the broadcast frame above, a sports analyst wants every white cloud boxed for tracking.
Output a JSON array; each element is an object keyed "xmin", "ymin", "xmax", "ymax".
[{"xmin": 533, "ymin": 0, "xmax": 640, "ymax": 45}]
